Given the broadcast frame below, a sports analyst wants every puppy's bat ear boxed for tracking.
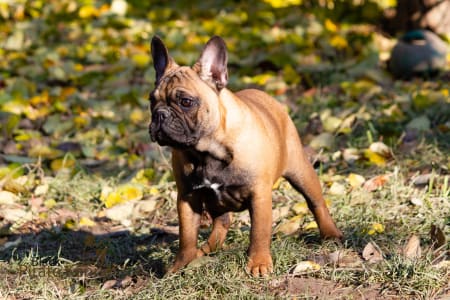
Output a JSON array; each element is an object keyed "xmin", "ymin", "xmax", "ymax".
[
  {"xmin": 194, "ymin": 36, "xmax": 228, "ymax": 90},
  {"xmin": 151, "ymin": 36, "xmax": 177, "ymax": 84}
]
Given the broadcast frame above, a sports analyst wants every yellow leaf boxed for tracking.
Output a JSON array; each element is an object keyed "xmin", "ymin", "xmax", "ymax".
[
  {"xmin": 60, "ymin": 87, "xmax": 77, "ymax": 99},
  {"xmin": 149, "ymin": 187, "xmax": 159, "ymax": 196},
  {"xmin": 272, "ymin": 178, "xmax": 283, "ymax": 190},
  {"xmin": 291, "ymin": 261, "xmax": 321, "ymax": 275},
  {"xmin": 63, "ymin": 219, "xmax": 76, "ymax": 230},
  {"xmin": 330, "ymin": 35, "xmax": 348, "ymax": 49},
  {"xmin": 347, "ymin": 173, "xmax": 366, "ymax": 188},
  {"xmin": 102, "ymin": 184, "xmax": 143, "ymax": 208},
  {"xmin": 130, "ymin": 109, "xmax": 144, "ymax": 124},
  {"xmin": 74, "ymin": 115, "xmax": 89, "ymax": 128},
  {"xmin": 78, "ymin": 5, "xmax": 99, "ymax": 19},
  {"xmin": 28, "ymin": 145, "xmax": 62, "ymax": 159},
  {"xmin": 275, "ymin": 215, "xmax": 302, "ymax": 236},
  {"xmin": 79, "ymin": 217, "xmax": 96, "ymax": 227},
  {"xmin": 131, "ymin": 53, "xmax": 150, "ymax": 68},
  {"xmin": 263, "ymin": 0, "xmax": 302, "ymax": 8},
  {"xmin": 74, "ymin": 64, "xmax": 84, "ymax": 72},
  {"xmin": 441, "ymin": 89, "xmax": 449, "ymax": 98},
  {"xmin": 363, "ymin": 149, "xmax": 386, "ymax": 166},
  {"xmin": 369, "ymin": 142, "xmax": 391, "ymax": 157},
  {"xmin": 292, "ymin": 202, "xmax": 309, "ymax": 215},
  {"xmin": 303, "ymin": 221, "xmax": 318, "ymax": 231},
  {"xmin": 38, "ymin": 212, "xmax": 48, "ymax": 219},
  {"xmin": 50, "ymin": 157, "xmax": 76, "ymax": 172},
  {"xmin": 44, "ymin": 199, "xmax": 57, "ymax": 209},
  {"xmin": 30, "ymin": 91, "xmax": 49, "ymax": 105},
  {"xmin": 325, "ymin": 19, "xmax": 338, "ymax": 32},
  {"xmin": 104, "ymin": 191, "xmax": 121, "ymax": 208},
  {"xmin": 283, "ymin": 65, "xmax": 301, "ymax": 85},
  {"xmin": 367, "ymin": 222, "xmax": 384, "ymax": 235}
]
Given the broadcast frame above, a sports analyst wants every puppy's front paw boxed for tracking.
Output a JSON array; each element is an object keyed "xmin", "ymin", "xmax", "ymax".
[{"xmin": 246, "ymin": 253, "xmax": 273, "ymax": 277}]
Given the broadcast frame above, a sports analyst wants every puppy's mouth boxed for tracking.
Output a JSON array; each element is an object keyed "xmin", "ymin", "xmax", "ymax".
[{"xmin": 150, "ymin": 122, "xmax": 199, "ymax": 149}]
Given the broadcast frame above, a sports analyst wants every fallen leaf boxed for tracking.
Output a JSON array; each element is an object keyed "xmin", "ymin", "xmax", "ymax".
[
  {"xmin": 102, "ymin": 184, "xmax": 143, "ymax": 208},
  {"xmin": 367, "ymin": 223, "xmax": 384, "ymax": 235},
  {"xmin": 0, "ymin": 191, "xmax": 19, "ymax": 205},
  {"xmin": 363, "ymin": 149, "xmax": 387, "ymax": 166},
  {"xmin": 63, "ymin": 219, "xmax": 76, "ymax": 230},
  {"xmin": 34, "ymin": 184, "xmax": 49, "ymax": 196},
  {"xmin": 410, "ymin": 197, "xmax": 424, "ymax": 206},
  {"xmin": 291, "ymin": 202, "xmax": 309, "ymax": 215},
  {"xmin": 272, "ymin": 178, "xmax": 284, "ymax": 190},
  {"xmin": 303, "ymin": 221, "xmax": 318, "ymax": 231},
  {"xmin": 290, "ymin": 261, "xmax": 321, "ymax": 275},
  {"xmin": 104, "ymin": 201, "xmax": 135, "ymax": 223},
  {"xmin": 2, "ymin": 209, "xmax": 32, "ymax": 223},
  {"xmin": 402, "ymin": 235, "xmax": 421, "ymax": 260},
  {"xmin": 44, "ymin": 199, "xmax": 57, "ymax": 209},
  {"xmin": 328, "ymin": 250, "xmax": 362, "ymax": 267},
  {"xmin": 79, "ymin": 217, "xmax": 96, "ymax": 227},
  {"xmin": 342, "ymin": 148, "xmax": 361, "ymax": 164},
  {"xmin": 118, "ymin": 275, "xmax": 133, "ymax": 288},
  {"xmin": 131, "ymin": 53, "xmax": 150, "ymax": 68},
  {"xmin": 369, "ymin": 142, "xmax": 391, "ymax": 157},
  {"xmin": 309, "ymin": 132, "xmax": 335, "ymax": 150},
  {"xmin": 272, "ymin": 205, "xmax": 290, "ymax": 222},
  {"xmin": 133, "ymin": 199, "xmax": 157, "ymax": 217},
  {"xmin": 328, "ymin": 182, "xmax": 346, "ymax": 195},
  {"xmin": 412, "ymin": 173, "xmax": 433, "ymax": 186},
  {"xmin": 347, "ymin": 173, "xmax": 366, "ymax": 188},
  {"xmin": 187, "ymin": 256, "xmax": 216, "ymax": 269},
  {"xmin": 433, "ymin": 260, "xmax": 450, "ymax": 269},
  {"xmin": 362, "ymin": 242, "xmax": 383, "ymax": 263},
  {"xmin": 322, "ymin": 116, "xmax": 342, "ymax": 133},
  {"xmin": 363, "ymin": 174, "xmax": 391, "ymax": 192},
  {"xmin": 430, "ymin": 225, "xmax": 446, "ymax": 249},
  {"xmin": 101, "ymin": 279, "xmax": 117, "ymax": 290},
  {"xmin": 275, "ymin": 216, "xmax": 302, "ymax": 236}
]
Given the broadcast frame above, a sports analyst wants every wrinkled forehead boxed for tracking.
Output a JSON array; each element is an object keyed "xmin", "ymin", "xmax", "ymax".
[{"xmin": 153, "ymin": 66, "xmax": 201, "ymax": 98}]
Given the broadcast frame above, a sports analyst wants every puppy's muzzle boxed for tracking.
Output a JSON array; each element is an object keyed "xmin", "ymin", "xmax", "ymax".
[{"xmin": 150, "ymin": 108, "xmax": 170, "ymax": 142}]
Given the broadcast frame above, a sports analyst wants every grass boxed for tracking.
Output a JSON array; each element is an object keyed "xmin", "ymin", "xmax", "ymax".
[{"xmin": 1, "ymin": 148, "xmax": 449, "ymax": 299}]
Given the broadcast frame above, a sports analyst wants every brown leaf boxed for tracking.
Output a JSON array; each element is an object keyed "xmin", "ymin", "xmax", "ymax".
[
  {"xmin": 402, "ymin": 235, "xmax": 421, "ymax": 260},
  {"xmin": 101, "ymin": 279, "xmax": 118, "ymax": 290},
  {"xmin": 430, "ymin": 225, "xmax": 446, "ymax": 249},
  {"xmin": 329, "ymin": 250, "xmax": 362, "ymax": 267},
  {"xmin": 362, "ymin": 242, "xmax": 383, "ymax": 263},
  {"xmin": 363, "ymin": 174, "xmax": 391, "ymax": 192}
]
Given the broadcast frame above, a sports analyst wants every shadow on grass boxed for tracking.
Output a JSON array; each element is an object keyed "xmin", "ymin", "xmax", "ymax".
[{"xmin": 0, "ymin": 224, "xmax": 179, "ymax": 280}]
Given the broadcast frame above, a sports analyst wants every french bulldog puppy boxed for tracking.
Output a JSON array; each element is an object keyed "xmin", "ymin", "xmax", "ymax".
[{"xmin": 149, "ymin": 36, "xmax": 342, "ymax": 277}]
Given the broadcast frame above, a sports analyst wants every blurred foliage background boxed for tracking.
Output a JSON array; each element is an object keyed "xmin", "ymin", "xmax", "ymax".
[{"xmin": 0, "ymin": 0, "xmax": 448, "ymax": 182}]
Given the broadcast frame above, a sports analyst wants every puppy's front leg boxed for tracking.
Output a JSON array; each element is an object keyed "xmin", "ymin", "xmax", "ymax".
[
  {"xmin": 246, "ymin": 188, "xmax": 273, "ymax": 277},
  {"xmin": 167, "ymin": 196, "xmax": 202, "ymax": 274}
]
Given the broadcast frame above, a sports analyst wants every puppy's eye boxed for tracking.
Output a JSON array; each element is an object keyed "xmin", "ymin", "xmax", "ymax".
[{"xmin": 180, "ymin": 98, "xmax": 194, "ymax": 108}]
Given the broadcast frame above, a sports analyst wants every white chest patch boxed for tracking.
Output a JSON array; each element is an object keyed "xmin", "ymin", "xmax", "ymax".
[{"xmin": 193, "ymin": 179, "xmax": 222, "ymax": 196}]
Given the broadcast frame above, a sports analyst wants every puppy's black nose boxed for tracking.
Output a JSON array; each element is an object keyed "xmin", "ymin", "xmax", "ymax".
[{"xmin": 153, "ymin": 109, "xmax": 170, "ymax": 123}]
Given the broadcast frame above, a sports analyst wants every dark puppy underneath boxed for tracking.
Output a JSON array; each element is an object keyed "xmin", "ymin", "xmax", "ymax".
[{"xmin": 149, "ymin": 36, "xmax": 342, "ymax": 277}]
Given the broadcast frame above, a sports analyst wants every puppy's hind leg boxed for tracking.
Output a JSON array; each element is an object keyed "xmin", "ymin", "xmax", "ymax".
[
  {"xmin": 283, "ymin": 139, "xmax": 342, "ymax": 239},
  {"xmin": 200, "ymin": 212, "xmax": 232, "ymax": 254}
]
